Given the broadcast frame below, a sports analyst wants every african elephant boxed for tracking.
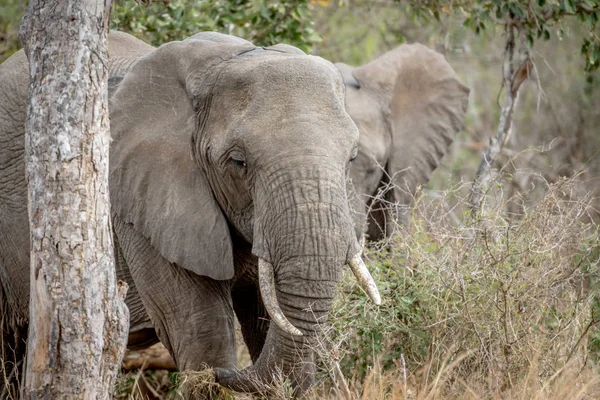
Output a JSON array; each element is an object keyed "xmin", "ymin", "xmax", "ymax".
[
  {"xmin": 338, "ymin": 45, "xmax": 470, "ymax": 241},
  {"xmin": 0, "ymin": 31, "xmax": 380, "ymax": 396}
]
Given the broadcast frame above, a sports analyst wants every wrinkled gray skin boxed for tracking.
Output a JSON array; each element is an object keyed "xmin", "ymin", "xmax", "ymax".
[
  {"xmin": 339, "ymin": 45, "xmax": 470, "ymax": 241},
  {"xmin": 0, "ymin": 31, "xmax": 361, "ymax": 395}
]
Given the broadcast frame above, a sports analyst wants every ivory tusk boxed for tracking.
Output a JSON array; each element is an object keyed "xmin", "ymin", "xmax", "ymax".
[
  {"xmin": 258, "ymin": 258, "xmax": 303, "ymax": 337},
  {"xmin": 348, "ymin": 254, "xmax": 382, "ymax": 305}
]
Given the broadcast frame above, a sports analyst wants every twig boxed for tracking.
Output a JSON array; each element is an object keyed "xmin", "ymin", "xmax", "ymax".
[{"xmin": 332, "ymin": 361, "xmax": 352, "ymax": 400}]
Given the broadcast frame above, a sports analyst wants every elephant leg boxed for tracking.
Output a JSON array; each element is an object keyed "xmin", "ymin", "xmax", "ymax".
[
  {"xmin": 367, "ymin": 195, "xmax": 409, "ymax": 239},
  {"xmin": 367, "ymin": 171, "xmax": 402, "ymax": 240},
  {"xmin": 232, "ymin": 276, "xmax": 269, "ymax": 363},
  {"xmin": 367, "ymin": 196, "xmax": 396, "ymax": 241},
  {"xmin": 113, "ymin": 231, "xmax": 159, "ymax": 350},
  {"xmin": 113, "ymin": 216, "xmax": 236, "ymax": 370},
  {"xmin": 0, "ymin": 283, "xmax": 27, "ymax": 400},
  {"xmin": 229, "ymin": 235, "xmax": 269, "ymax": 364},
  {"xmin": 0, "ymin": 216, "xmax": 29, "ymax": 398}
]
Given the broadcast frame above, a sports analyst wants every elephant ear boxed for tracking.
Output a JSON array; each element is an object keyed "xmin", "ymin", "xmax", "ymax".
[
  {"xmin": 109, "ymin": 38, "xmax": 255, "ymax": 280},
  {"xmin": 336, "ymin": 62, "xmax": 360, "ymax": 89},
  {"xmin": 353, "ymin": 44, "xmax": 469, "ymax": 204}
]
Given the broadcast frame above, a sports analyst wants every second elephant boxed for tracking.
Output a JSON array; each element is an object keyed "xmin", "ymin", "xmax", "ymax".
[{"xmin": 339, "ymin": 44, "xmax": 470, "ymax": 241}]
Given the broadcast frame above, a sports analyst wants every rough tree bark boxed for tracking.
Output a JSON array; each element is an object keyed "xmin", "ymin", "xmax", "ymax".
[
  {"xmin": 18, "ymin": 0, "xmax": 129, "ymax": 398},
  {"xmin": 468, "ymin": 23, "xmax": 533, "ymax": 217}
]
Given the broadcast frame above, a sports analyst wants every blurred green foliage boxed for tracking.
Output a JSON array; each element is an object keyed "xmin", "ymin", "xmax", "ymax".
[
  {"xmin": 312, "ymin": 1, "xmax": 408, "ymax": 65},
  {"xmin": 0, "ymin": 0, "xmax": 26, "ymax": 62},
  {"xmin": 395, "ymin": 0, "xmax": 600, "ymax": 72},
  {"xmin": 111, "ymin": 0, "xmax": 320, "ymax": 52}
]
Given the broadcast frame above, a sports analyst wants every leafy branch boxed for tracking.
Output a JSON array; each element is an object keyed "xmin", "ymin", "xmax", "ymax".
[
  {"xmin": 110, "ymin": 0, "xmax": 320, "ymax": 52},
  {"xmin": 397, "ymin": 0, "xmax": 600, "ymax": 72}
]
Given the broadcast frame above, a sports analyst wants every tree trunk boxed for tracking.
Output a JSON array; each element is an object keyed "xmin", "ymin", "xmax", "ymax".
[
  {"xmin": 18, "ymin": 1, "xmax": 129, "ymax": 398},
  {"xmin": 468, "ymin": 23, "xmax": 532, "ymax": 218}
]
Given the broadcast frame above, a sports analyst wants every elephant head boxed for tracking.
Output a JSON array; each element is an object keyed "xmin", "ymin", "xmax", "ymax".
[
  {"xmin": 338, "ymin": 44, "xmax": 470, "ymax": 241},
  {"xmin": 108, "ymin": 34, "xmax": 380, "ymax": 393}
]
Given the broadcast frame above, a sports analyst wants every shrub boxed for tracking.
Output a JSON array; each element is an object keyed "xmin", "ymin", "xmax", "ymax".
[{"xmin": 323, "ymin": 176, "xmax": 600, "ymax": 398}]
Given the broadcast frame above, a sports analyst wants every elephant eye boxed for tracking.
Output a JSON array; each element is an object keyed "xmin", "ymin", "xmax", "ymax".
[
  {"xmin": 231, "ymin": 158, "xmax": 247, "ymax": 169},
  {"xmin": 229, "ymin": 151, "xmax": 248, "ymax": 173}
]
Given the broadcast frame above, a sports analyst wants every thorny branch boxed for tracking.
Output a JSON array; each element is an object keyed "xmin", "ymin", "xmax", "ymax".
[{"xmin": 469, "ymin": 22, "xmax": 534, "ymax": 218}]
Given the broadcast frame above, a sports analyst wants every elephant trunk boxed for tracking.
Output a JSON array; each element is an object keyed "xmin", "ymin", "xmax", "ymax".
[
  {"xmin": 216, "ymin": 166, "xmax": 379, "ymax": 395},
  {"xmin": 258, "ymin": 256, "xmax": 379, "ymax": 337},
  {"xmin": 216, "ymin": 255, "xmax": 339, "ymax": 395}
]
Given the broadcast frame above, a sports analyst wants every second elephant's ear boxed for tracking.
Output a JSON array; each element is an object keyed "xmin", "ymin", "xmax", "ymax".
[
  {"xmin": 109, "ymin": 38, "xmax": 255, "ymax": 281},
  {"xmin": 354, "ymin": 44, "xmax": 469, "ymax": 204}
]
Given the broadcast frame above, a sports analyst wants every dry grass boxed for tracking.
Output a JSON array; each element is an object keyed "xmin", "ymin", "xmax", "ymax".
[
  {"xmin": 319, "ymin": 356, "xmax": 600, "ymax": 400},
  {"xmin": 318, "ymin": 174, "xmax": 600, "ymax": 399}
]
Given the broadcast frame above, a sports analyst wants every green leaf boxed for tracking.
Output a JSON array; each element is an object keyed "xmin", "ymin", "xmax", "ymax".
[
  {"xmin": 527, "ymin": 32, "xmax": 535, "ymax": 47},
  {"xmin": 584, "ymin": 0, "xmax": 599, "ymax": 8},
  {"xmin": 510, "ymin": 3, "xmax": 526, "ymax": 18},
  {"xmin": 463, "ymin": 17, "xmax": 474, "ymax": 29},
  {"xmin": 591, "ymin": 44, "xmax": 600, "ymax": 65},
  {"xmin": 496, "ymin": 6, "xmax": 503, "ymax": 18},
  {"xmin": 565, "ymin": 0, "xmax": 576, "ymax": 13},
  {"xmin": 582, "ymin": 39, "xmax": 591, "ymax": 55}
]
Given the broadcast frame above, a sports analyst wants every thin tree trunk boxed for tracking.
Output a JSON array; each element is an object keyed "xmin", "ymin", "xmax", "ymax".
[
  {"xmin": 18, "ymin": 1, "xmax": 129, "ymax": 398},
  {"xmin": 468, "ymin": 23, "xmax": 532, "ymax": 218}
]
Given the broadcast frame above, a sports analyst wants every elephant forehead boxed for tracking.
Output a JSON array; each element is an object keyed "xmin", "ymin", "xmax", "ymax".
[
  {"xmin": 224, "ymin": 53, "xmax": 347, "ymax": 107},
  {"xmin": 207, "ymin": 54, "xmax": 358, "ymax": 144}
]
